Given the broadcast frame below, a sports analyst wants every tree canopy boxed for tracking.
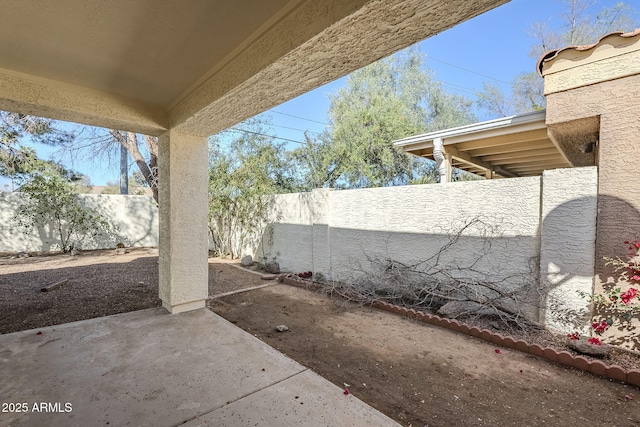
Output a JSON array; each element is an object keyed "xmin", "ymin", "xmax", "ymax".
[
  {"xmin": 292, "ymin": 49, "xmax": 475, "ymax": 189},
  {"xmin": 0, "ymin": 112, "xmax": 77, "ymax": 184},
  {"xmin": 208, "ymin": 117, "xmax": 299, "ymax": 257}
]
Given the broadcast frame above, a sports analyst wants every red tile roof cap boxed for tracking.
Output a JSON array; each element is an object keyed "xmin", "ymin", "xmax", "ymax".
[{"xmin": 537, "ymin": 28, "xmax": 640, "ymax": 76}]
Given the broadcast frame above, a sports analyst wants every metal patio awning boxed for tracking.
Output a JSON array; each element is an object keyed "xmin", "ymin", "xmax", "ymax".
[{"xmin": 393, "ymin": 110, "xmax": 576, "ymax": 179}]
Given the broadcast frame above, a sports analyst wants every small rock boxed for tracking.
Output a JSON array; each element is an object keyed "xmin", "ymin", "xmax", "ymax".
[
  {"xmin": 147, "ymin": 248, "xmax": 159, "ymax": 255},
  {"xmin": 264, "ymin": 261, "xmax": 280, "ymax": 274},
  {"xmin": 16, "ymin": 251, "xmax": 30, "ymax": 258},
  {"xmin": 489, "ymin": 321, "xmax": 501, "ymax": 330},
  {"xmin": 70, "ymin": 248, "xmax": 80, "ymax": 256},
  {"xmin": 275, "ymin": 325, "xmax": 289, "ymax": 332},
  {"xmin": 241, "ymin": 255, "xmax": 253, "ymax": 267},
  {"xmin": 568, "ymin": 337, "xmax": 611, "ymax": 358},
  {"xmin": 114, "ymin": 248, "xmax": 128, "ymax": 255},
  {"xmin": 262, "ymin": 274, "xmax": 277, "ymax": 280}
]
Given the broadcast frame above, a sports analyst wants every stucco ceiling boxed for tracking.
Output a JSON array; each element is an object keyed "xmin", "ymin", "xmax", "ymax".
[
  {"xmin": 0, "ymin": 0, "xmax": 293, "ymax": 108},
  {"xmin": 0, "ymin": 0, "xmax": 509, "ymax": 136}
]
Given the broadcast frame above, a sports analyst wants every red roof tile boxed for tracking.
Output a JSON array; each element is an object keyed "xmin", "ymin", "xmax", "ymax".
[{"xmin": 537, "ymin": 28, "xmax": 640, "ymax": 75}]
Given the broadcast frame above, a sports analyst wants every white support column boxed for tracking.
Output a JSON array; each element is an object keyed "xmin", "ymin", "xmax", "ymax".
[{"xmin": 158, "ymin": 129, "xmax": 209, "ymax": 314}]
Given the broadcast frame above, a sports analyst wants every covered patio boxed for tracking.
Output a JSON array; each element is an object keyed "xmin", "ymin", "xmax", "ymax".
[
  {"xmin": 393, "ymin": 110, "xmax": 580, "ymax": 181},
  {"xmin": 0, "ymin": 0, "xmax": 509, "ymax": 315},
  {"xmin": 0, "ymin": 0, "xmax": 510, "ymax": 424}
]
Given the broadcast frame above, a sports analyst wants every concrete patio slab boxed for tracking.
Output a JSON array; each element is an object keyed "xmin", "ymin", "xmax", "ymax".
[
  {"xmin": 0, "ymin": 308, "xmax": 398, "ymax": 427},
  {"xmin": 184, "ymin": 369, "xmax": 398, "ymax": 426}
]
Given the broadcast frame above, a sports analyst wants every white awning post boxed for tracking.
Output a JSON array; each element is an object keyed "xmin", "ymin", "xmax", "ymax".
[{"xmin": 433, "ymin": 137, "xmax": 451, "ymax": 183}]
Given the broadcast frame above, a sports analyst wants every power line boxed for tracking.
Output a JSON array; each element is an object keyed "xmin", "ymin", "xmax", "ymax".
[
  {"xmin": 439, "ymin": 81, "xmax": 479, "ymax": 96},
  {"xmin": 271, "ymin": 123, "xmax": 322, "ymax": 135},
  {"xmin": 272, "ymin": 110, "xmax": 329, "ymax": 126},
  {"xmin": 227, "ymin": 127, "xmax": 307, "ymax": 145},
  {"xmin": 427, "ymin": 56, "xmax": 512, "ymax": 86}
]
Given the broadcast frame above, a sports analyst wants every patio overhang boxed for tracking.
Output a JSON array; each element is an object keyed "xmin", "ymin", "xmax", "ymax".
[
  {"xmin": 0, "ymin": 0, "xmax": 510, "ymax": 314},
  {"xmin": 0, "ymin": 0, "xmax": 509, "ymax": 138},
  {"xmin": 393, "ymin": 110, "xmax": 585, "ymax": 179}
]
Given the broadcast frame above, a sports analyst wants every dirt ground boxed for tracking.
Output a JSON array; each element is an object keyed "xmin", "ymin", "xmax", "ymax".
[
  {"xmin": 0, "ymin": 248, "xmax": 266, "ymax": 334},
  {"xmin": 1, "ymin": 250, "xmax": 639, "ymax": 426}
]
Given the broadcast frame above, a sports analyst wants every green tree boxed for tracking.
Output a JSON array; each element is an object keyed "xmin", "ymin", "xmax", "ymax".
[
  {"xmin": 208, "ymin": 117, "xmax": 297, "ymax": 258},
  {"xmin": 14, "ymin": 169, "xmax": 113, "ymax": 252},
  {"xmin": 477, "ymin": 0, "xmax": 639, "ymax": 117},
  {"xmin": 294, "ymin": 49, "xmax": 474, "ymax": 189},
  {"xmin": 1, "ymin": 111, "xmax": 75, "ymax": 185}
]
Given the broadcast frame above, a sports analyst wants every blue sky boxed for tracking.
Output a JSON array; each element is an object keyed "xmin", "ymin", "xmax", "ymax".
[
  {"xmin": 265, "ymin": 0, "xmax": 638, "ymax": 145},
  {"xmin": 2, "ymin": 0, "xmax": 637, "ymax": 189}
]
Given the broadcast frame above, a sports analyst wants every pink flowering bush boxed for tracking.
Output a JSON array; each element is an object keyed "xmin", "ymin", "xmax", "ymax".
[
  {"xmin": 577, "ymin": 241, "xmax": 640, "ymax": 344},
  {"xmin": 588, "ymin": 337, "xmax": 602, "ymax": 346}
]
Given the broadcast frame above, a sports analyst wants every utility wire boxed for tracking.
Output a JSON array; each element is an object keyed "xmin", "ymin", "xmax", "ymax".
[
  {"xmin": 271, "ymin": 123, "xmax": 322, "ymax": 135},
  {"xmin": 427, "ymin": 56, "xmax": 512, "ymax": 86},
  {"xmin": 272, "ymin": 110, "xmax": 329, "ymax": 126},
  {"xmin": 227, "ymin": 127, "xmax": 306, "ymax": 145}
]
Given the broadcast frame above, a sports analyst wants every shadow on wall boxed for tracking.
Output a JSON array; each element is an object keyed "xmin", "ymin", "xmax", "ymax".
[
  {"xmin": 0, "ymin": 193, "xmax": 159, "ymax": 253},
  {"xmin": 586, "ymin": 195, "xmax": 639, "ymax": 350},
  {"xmin": 261, "ymin": 220, "xmax": 543, "ymax": 323},
  {"xmin": 256, "ymin": 193, "xmax": 638, "ymax": 339},
  {"xmin": 539, "ymin": 195, "xmax": 598, "ymax": 334},
  {"xmin": 540, "ymin": 195, "xmax": 640, "ymax": 352}
]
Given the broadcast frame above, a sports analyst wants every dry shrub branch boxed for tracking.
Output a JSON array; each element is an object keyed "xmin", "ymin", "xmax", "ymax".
[{"xmin": 327, "ymin": 218, "xmax": 543, "ymax": 331}]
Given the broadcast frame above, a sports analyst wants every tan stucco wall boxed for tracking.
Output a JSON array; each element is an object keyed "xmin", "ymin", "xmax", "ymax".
[
  {"xmin": 545, "ymin": 74, "xmax": 640, "ymax": 280},
  {"xmin": 545, "ymin": 71, "xmax": 640, "ymax": 349},
  {"xmin": 543, "ymin": 49, "xmax": 640, "ymax": 95}
]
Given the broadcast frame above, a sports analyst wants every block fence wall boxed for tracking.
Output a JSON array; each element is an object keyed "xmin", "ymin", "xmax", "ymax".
[
  {"xmin": 0, "ymin": 193, "xmax": 159, "ymax": 253},
  {"xmin": 250, "ymin": 167, "xmax": 598, "ymax": 332}
]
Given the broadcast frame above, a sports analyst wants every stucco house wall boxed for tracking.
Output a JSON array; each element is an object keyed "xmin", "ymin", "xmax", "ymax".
[{"xmin": 539, "ymin": 30, "xmax": 640, "ymax": 349}]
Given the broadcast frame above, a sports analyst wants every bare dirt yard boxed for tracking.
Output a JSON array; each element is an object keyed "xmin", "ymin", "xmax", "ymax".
[{"xmin": 1, "ymin": 249, "xmax": 639, "ymax": 426}]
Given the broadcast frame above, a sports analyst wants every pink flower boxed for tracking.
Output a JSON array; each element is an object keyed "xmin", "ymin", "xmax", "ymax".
[
  {"xmin": 621, "ymin": 288, "xmax": 638, "ymax": 305},
  {"xmin": 588, "ymin": 337, "xmax": 602, "ymax": 346},
  {"xmin": 343, "ymin": 388, "xmax": 350, "ymax": 395},
  {"xmin": 592, "ymin": 320, "xmax": 609, "ymax": 334},
  {"xmin": 494, "ymin": 349, "xmax": 501, "ymax": 354},
  {"xmin": 631, "ymin": 276, "xmax": 640, "ymax": 281},
  {"xmin": 567, "ymin": 332, "xmax": 580, "ymax": 340}
]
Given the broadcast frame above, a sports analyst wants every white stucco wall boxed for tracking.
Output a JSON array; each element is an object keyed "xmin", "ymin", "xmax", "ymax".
[
  {"xmin": 252, "ymin": 167, "xmax": 598, "ymax": 330},
  {"xmin": 0, "ymin": 192, "xmax": 158, "ymax": 253},
  {"xmin": 327, "ymin": 179, "xmax": 541, "ymax": 283},
  {"xmin": 540, "ymin": 167, "xmax": 598, "ymax": 333}
]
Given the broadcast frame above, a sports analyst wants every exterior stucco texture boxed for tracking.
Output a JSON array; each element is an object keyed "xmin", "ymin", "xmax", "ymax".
[
  {"xmin": 0, "ymin": 193, "xmax": 158, "ymax": 253},
  {"xmin": 252, "ymin": 168, "xmax": 598, "ymax": 331}
]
